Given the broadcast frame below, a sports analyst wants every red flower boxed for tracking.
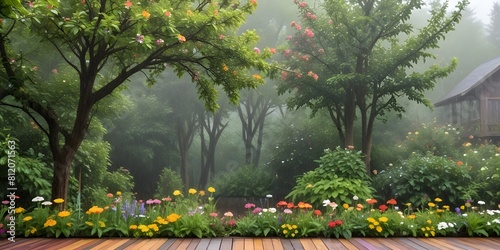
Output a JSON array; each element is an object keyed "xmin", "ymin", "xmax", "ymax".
[
  {"xmin": 287, "ymin": 202, "xmax": 295, "ymax": 209},
  {"xmin": 457, "ymin": 161, "xmax": 463, "ymax": 166},
  {"xmin": 379, "ymin": 204, "xmax": 388, "ymax": 212},
  {"xmin": 387, "ymin": 199, "xmax": 397, "ymax": 205},
  {"xmin": 328, "ymin": 221, "xmax": 336, "ymax": 228},
  {"xmin": 277, "ymin": 201, "xmax": 288, "ymax": 207},
  {"xmin": 313, "ymin": 209, "xmax": 322, "ymax": 216},
  {"xmin": 334, "ymin": 220, "xmax": 343, "ymax": 226},
  {"xmin": 366, "ymin": 198, "xmax": 377, "ymax": 205}
]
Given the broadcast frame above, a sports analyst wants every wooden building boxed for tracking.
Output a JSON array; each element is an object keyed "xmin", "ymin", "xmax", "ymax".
[{"xmin": 435, "ymin": 56, "xmax": 500, "ymax": 137}]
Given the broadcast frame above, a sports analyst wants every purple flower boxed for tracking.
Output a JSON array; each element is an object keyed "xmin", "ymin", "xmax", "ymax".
[{"xmin": 455, "ymin": 207, "xmax": 461, "ymax": 214}]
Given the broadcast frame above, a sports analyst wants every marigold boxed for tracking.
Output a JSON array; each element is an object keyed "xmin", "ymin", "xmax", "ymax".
[
  {"xmin": 188, "ymin": 188, "xmax": 197, "ymax": 194},
  {"xmin": 368, "ymin": 224, "xmax": 375, "ymax": 229},
  {"xmin": 428, "ymin": 202, "xmax": 436, "ymax": 208},
  {"xmin": 208, "ymin": 187, "xmax": 216, "ymax": 193},
  {"xmin": 116, "ymin": 191, "xmax": 122, "ymax": 196},
  {"xmin": 53, "ymin": 198, "xmax": 64, "ymax": 204},
  {"xmin": 434, "ymin": 198, "xmax": 442, "ymax": 202},
  {"xmin": 44, "ymin": 219, "xmax": 57, "ymax": 227},
  {"xmin": 378, "ymin": 217, "xmax": 389, "ymax": 223},
  {"xmin": 376, "ymin": 226, "xmax": 383, "ymax": 233},
  {"xmin": 87, "ymin": 206, "xmax": 104, "ymax": 214},
  {"xmin": 130, "ymin": 224, "xmax": 138, "ymax": 230},
  {"xmin": 58, "ymin": 210, "xmax": 71, "ymax": 218},
  {"xmin": 342, "ymin": 203, "xmax": 349, "ymax": 209},
  {"xmin": 173, "ymin": 190, "xmax": 182, "ymax": 196},
  {"xmin": 23, "ymin": 216, "xmax": 33, "ymax": 222},
  {"xmin": 138, "ymin": 224, "xmax": 149, "ymax": 232},
  {"xmin": 167, "ymin": 213, "xmax": 181, "ymax": 222},
  {"xmin": 142, "ymin": 10, "xmax": 151, "ymax": 19},
  {"xmin": 14, "ymin": 207, "xmax": 25, "ymax": 214}
]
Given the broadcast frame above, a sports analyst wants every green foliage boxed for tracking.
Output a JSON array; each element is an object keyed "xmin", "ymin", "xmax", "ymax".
[
  {"xmin": 374, "ymin": 152, "xmax": 471, "ymax": 207},
  {"xmin": 286, "ymin": 147, "xmax": 374, "ymax": 207},
  {"xmin": 155, "ymin": 167, "xmax": 184, "ymax": 199},
  {"xmin": 212, "ymin": 165, "xmax": 275, "ymax": 197}
]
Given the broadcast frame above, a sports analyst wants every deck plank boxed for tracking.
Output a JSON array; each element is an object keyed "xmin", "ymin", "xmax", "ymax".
[
  {"xmin": 207, "ymin": 238, "xmax": 222, "ymax": 250},
  {"xmin": 310, "ymin": 238, "xmax": 329, "ymax": 250},
  {"xmin": 339, "ymin": 238, "xmax": 363, "ymax": 250},
  {"xmin": 195, "ymin": 238, "xmax": 211, "ymax": 250},
  {"xmin": 253, "ymin": 238, "xmax": 264, "ymax": 250},
  {"xmin": 244, "ymin": 238, "xmax": 254, "ymax": 250},
  {"xmin": 232, "ymin": 238, "xmax": 245, "ymax": 250},
  {"xmin": 186, "ymin": 238, "xmax": 201, "ymax": 250},
  {"xmin": 280, "ymin": 239, "xmax": 294, "ymax": 250},
  {"xmin": 300, "ymin": 238, "xmax": 319, "ymax": 250},
  {"xmin": 220, "ymin": 238, "xmax": 233, "ymax": 250},
  {"xmin": 271, "ymin": 238, "xmax": 285, "ymax": 250},
  {"xmin": 321, "ymin": 238, "xmax": 349, "ymax": 250}
]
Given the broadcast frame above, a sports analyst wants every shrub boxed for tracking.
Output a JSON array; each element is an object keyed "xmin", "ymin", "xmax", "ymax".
[
  {"xmin": 212, "ymin": 165, "xmax": 275, "ymax": 197},
  {"xmin": 374, "ymin": 152, "xmax": 471, "ymax": 208},
  {"xmin": 154, "ymin": 167, "xmax": 184, "ymax": 198},
  {"xmin": 286, "ymin": 147, "xmax": 374, "ymax": 207}
]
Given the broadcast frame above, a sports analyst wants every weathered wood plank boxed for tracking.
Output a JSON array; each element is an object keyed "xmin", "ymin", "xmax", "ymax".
[
  {"xmin": 406, "ymin": 238, "xmax": 442, "ymax": 250},
  {"xmin": 290, "ymin": 239, "xmax": 304, "ymax": 250},
  {"xmin": 321, "ymin": 238, "xmax": 349, "ymax": 250},
  {"xmin": 339, "ymin": 238, "xmax": 363, "ymax": 250},
  {"xmin": 91, "ymin": 238, "xmax": 131, "ymax": 250},
  {"xmin": 253, "ymin": 238, "xmax": 264, "ymax": 250},
  {"xmin": 358, "ymin": 238, "xmax": 389, "ymax": 250},
  {"xmin": 194, "ymin": 238, "xmax": 211, "ymax": 250},
  {"xmin": 271, "ymin": 238, "xmax": 285, "ymax": 250},
  {"xmin": 351, "ymin": 238, "xmax": 382, "ymax": 250},
  {"xmin": 244, "ymin": 238, "xmax": 254, "ymax": 250},
  {"xmin": 220, "ymin": 238, "xmax": 233, "ymax": 250},
  {"xmin": 280, "ymin": 239, "xmax": 294, "ymax": 250},
  {"xmin": 186, "ymin": 238, "xmax": 201, "ymax": 250},
  {"xmin": 391, "ymin": 237, "xmax": 429, "ymax": 249},
  {"xmin": 310, "ymin": 238, "xmax": 329, "ymax": 250},
  {"xmin": 232, "ymin": 238, "xmax": 245, "ymax": 250},
  {"xmin": 300, "ymin": 238, "xmax": 320, "ymax": 250},
  {"xmin": 207, "ymin": 238, "xmax": 222, "ymax": 250}
]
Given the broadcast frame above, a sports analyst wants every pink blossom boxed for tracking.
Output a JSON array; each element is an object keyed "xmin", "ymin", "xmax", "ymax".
[
  {"xmin": 329, "ymin": 19, "xmax": 333, "ymax": 25},
  {"xmin": 310, "ymin": 14, "xmax": 317, "ymax": 20},
  {"xmin": 284, "ymin": 208, "xmax": 293, "ymax": 214},
  {"xmin": 136, "ymin": 34, "xmax": 144, "ymax": 43},
  {"xmin": 286, "ymin": 35, "xmax": 292, "ymax": 40},
  {"xmin": 252, "ymin": 207, "xmax": 262, "ymax": 214},
  {"xmin": 299, "ymin": 2, "xmax": 307, "ymax": 8},
  {"xmin": 304, "ymin": 28, "xmax": 314, "ymax": 38},
  {"xmin": 209, "ymin": 212, "xmax": 218, "ymax": 217},
  {"xmin": 253, "ymin": 47, "xmax": 261, "ymax": 53},
  {"xmin": 281, "ymin": 71, "xmax": 288, "ymax": 80},
  {"xmin": 228, "ymin": 219, "xmax": 236, "ymax": 227},
  {"xmin": 284, "ymin": 50, "xmax": 291, "ymax": 57},
  {"xmin": 295, "ymin": 24, "xmax": 301, "ymax": 30},
  {"xmin": 301, "ymin": 55, "xmax": 309, "ymax": 61},
  {"xmin": 291, "ymin": 21, "xmax": 296, "ymax": 27},
  {"xmin": 296, "ymin": 73, "xmax": 302, "ymax": 78},
  {"xmin": 156, "ymin": 39, "xmax": 164, "ymax": 46},
  {"xmin": 219, "ymin": 34, "xmax": 225, "ymax": 40},
  {"xmin": 165, "ymin": 11, "xmax": 172, "ymax": 17},
  {"xmin": 244, "ymin": 203, "xmax": 256, "ymax": 209}
]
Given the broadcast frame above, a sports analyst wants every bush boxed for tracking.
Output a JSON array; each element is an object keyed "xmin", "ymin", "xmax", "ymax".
[
  {"xmin": 374, "ymin": 152, "xmax": 471, "ymax": 208},
  {"xmin": 154, "ymin": 167, "xmax": 184, "ymax": 198},
  {"xmin": 212, "ymin": 165, "xmax": 275, "ymax": 197},
  {"xmin": 286, "ymin": 147, "xmax": 374, "ymax": 207}
]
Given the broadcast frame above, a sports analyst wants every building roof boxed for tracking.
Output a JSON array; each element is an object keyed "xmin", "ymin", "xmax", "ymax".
[{"xmin": 434, "ymin": 56, "xmax": 500, "ymax": 107}]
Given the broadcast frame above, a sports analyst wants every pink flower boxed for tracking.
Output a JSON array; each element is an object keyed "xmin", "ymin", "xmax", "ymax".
[
  {"xmin": 209, "ymin": 212, "xmax": 218, "ymax": 217},
  {"xmin": 284, "ymin": 208, "xmax": 293, "ymax": 214},
  {"xmin": 219, "ymin": 34, "xmax": 225, "ymax": 40},
  {"xmin": 156, "ymin": 39, "xmax": 164, "ymax": 46},
  {"xmin": 252, "ymin": 207, "xmax": 262, "ymax": 214},
  {"xmin": 269, "ymin": 48, "xmax": 276, "ymax": 54},
  {"xmin": 244, "ymin": 203, "xmax": 256, "ymax": 209},
  {"xmin": 136, "ymin": 34, "xmax": 144, "ymax": 43},
  {"xmin": 310, "ymin": 14, "xmax": 317, "ymax": 20},
  {"xmin": 253, "ymin": 47, "xmax": 260, "ymax": 53},
  {"xmin": 165, "ymin": 11, "xmax": 172, "ymax": 17},
  {"xmin": 286, "ymin": 35, "xmax": 292, "ymax": 40},
  {"xmin": 301, "ymin": 55, "xmax": 309, "ymax": 61},
  {"xmin": 224, "ymin": 211, "xmax": 234, "ymax": 217},
  {"xmin": 295, "ymin": 24, "xmax": 301, "ymax": 30},
  {"xmin": 291, "ymin": 21, "xmax": 296, "ymax": 27},
  {"xmin": 228, "ymin": 219, "xmax": 236, "ymax": 227},
  {"xmin": 304, "ymin": 28, "xmax": 314, "ymax": 38},
  {"xmin": 284, "ymin": 50, "xmax": 291, "ymax": 57},
  {"xmin": 281, "ymin": 71, "xmax": 288, "ymax": 80},
  {"xmin": 299, "ymin": 2, "xmax": 307, "ymax": 8}
]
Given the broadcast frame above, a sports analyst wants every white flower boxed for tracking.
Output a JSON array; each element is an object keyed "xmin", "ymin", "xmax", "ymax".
[
  {"xmin": 266, "ymin": 194, "xmax": 273, "ymax": 198},
  {"xmin": 41, "ymin": 201, "xmax": 52, "ymax": 206},
  {"xmin": 322, "ymin": 199, "xmax": 331, "ymax": 206},
  {"xmin": 32, "ymin": 196, "xmax": 44, "ymax": 202},
  {"xmin": 269, "ymin": 208, "xmax": 277, "ymax": 213},
  {"xmin": 478, "ymin": 201, "xmax": 485, "ymax": 205},
  {"xmin": 262, "ymin": 208, "xmax": 268, "ymax": 213},
  {"xmin": 353, "ymin": 195, "xmax": 359, "ymax": 201}
]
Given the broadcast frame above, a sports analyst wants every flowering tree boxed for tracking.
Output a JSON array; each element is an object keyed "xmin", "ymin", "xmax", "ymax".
[
  {"xmin": 278, "ymin": 0, "xmax": 468, "ymax": 171},
  {"xmin": 0, "ymin": 0, "xmax": 272, "ymax": 207}
]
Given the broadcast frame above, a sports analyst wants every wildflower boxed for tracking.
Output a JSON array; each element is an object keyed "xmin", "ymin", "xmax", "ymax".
[
  {"xmin": 107, "ymin": 193, "xmax": 113, "ymax": 198},
  {"xmin": 87, "ymin": 206, "xmax": 104, "ymax": 215},
  {"xmin": 245, "ymin": 203, "xmax": 256, "ymax": 209},
  {"xmin": 387, "ymin": 199, "xmax": 397, "ymax": 205},
  {"xmin": 304, "ymin": 28, "xmax": 314, "ymax": 38},
  {"xmin": 99, "ymin": 221, "xmax": 106, "ymax": 228},
  {"xmin": 209, "ymin": 212, "xmax": 218, "ymax": 217},
  {"xmin": 376, "ymin": 226, "xmax": 383, "ymax": 233},
  {"xmin": 253, "ymin": 207, "xmax": 262, "ymax": 214},
  {"xmin": 353, "ymin": 195, "xmax": 359, "ymax": 201},
  {"xmin": 199, "ymin": 190, "xmax": 205, "ymax": 196},
  {"xmin": 116, "ymin": 191, "xmax": 122, "ymax": 196},
  {"xmin": 478, "ymin": 201, "xmax": 485, "ymax": 205},
  {"xmin": 165, "ymin": 11, "xmax": 171, "ymax": 17},
  {"xmin": 253, "ymin": 47, "xmax": 260, "ymax": 53},
  {"xmin": 124, "ymin": 0, "xmax": 132, "ymax": 9},
  {"xmin": 342, "ymin": 203, "xmax": 349, "ymax": 209},
  {"xmin": 167, "ymin": 213, "xmax": 182, "ymax": 222},
  {"xmin": 188, "ymin": 188, "xmax": 197, "ymax": 194},
  {"xmin": 129, "ymin": 225, "xmax": 138, "ymax": 230},
  {"xmin": 42, "ymin": 201, "xmax": 52, "ymax": 206},
  {"xmin": 313, "ymin": 210, "xmax": 322, "ymax": 216},
  {"xmin": 222, "ymin": 64, "xmax": 229, "ymax": 71},
  {"xmin": 173, "ymin": 190, "xmax": 182, "ymax": 196},
  {"xmin": 86, "ymin": 221, "xmax": 94, "ymax": 227},
  {"xmin": 136, "ymin": 34, "xmax": 144, "ymax": 43},
  {"xmin": 156, "ymin": 39, "xmax": 164, "ymax": 46},
  {"xmin": 269, "ymin": 208, "xmax": 277, "ymax": 213},
  {"xmin": 367, "ymin": 199, "xmax": 377, "ymax": 205},
  {"xmin": 54, "ymin": 198, "xmax": 64, "ymax": 204},
  {"xmin": 335, "ymin": 220, "xmax": 343, "ymax": 226},
  {"xmin": 44, "ymin": 219, "xmax": 57, "ymax": 227},
  {"xmin": 379, "ymin": 217, "xmax": 389, "ymax": 223},
  {"xmin": 14, "ymin": 207, "xmax": 25, "ymax": 213},
  {"xmin": 379, "ymin": 204, "xmax": 388, "ymax": 212},
  {"xmin": 224, "ymin": 212, "xmax": 234, "ymax": 217},
  {"xmin": 58, "ymin": 210, "xmax": 71, "ymax": 218},
  {"xmin": 434, "ymin": 198, "xmax": 442, "ymax": 202},
  {"xmin": 428, "ymin": 202, "xmax": 436, "ymax": 208},
  {"xmin": 208, "ymin": 187, "xmax": 216, "ymax": 193},
  {"xmin": 23, "ymin": 216, "xmax": 33, "ymax": 222},
  {"xmin": 284, "ymin": 209, "xmax": 292, "ymax": 214},
  {"xmin": 277, "ymin": 201, "xmax": 288, "ymax": 207},
  {"xmin": 177, "ymin": 34, "xmax": 186, "ymax": 43},
  {"xmin": 287, "ymin": 202, "xmax": 295, "ymax": 209},
  {"xmin": 32, "ymin": 196, "xmax": 44, "ymax": 202},
  {"xmin": 142, "ymin": 10, "xmax": 151, "ymax": 19},
  {"xmin": 408, "ymin": 214, "xmax": 416, "ymax": 219},
  {"xmin": 328, "ymin": 221, "xmax": 336, "ymax": 228}
]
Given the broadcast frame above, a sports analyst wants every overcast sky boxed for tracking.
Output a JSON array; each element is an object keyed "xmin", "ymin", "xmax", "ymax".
[{"xmin": 448, "ymin": 0, "xmax": 499, "ymax": 25}]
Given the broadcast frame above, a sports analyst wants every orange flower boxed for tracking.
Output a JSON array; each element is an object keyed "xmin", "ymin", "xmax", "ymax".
[
  {"xmin": 142, "ymin": 10, "xmax": 151, "ymax": 19},
  {"xmin": 277, "ymin": 201, "xmax": 288, "ymax": 207},
  {"xmin": 386, "ymin": 199, "xmax": 397, "ymax": 205},
  {"xmin": 313, "ymin": 209, "xmax": 322, "ymax": 216},
  {"xmin": 457, "ymin": 161, "xmax": 463, "ymax": 166},
  {"xmin": 287, "ymin": 202, "xmax": 295, "ymax": 209},
  {"xmin": 177, "ymin": 34, "xmax": 186, "ymax": 43},
  {"xmin": 297, "ymin": 201, "xmax": 306, "ymax": 209},
  {"xmin": 366, "ymin": 198, "xmax": 377, "ymax": 205}
]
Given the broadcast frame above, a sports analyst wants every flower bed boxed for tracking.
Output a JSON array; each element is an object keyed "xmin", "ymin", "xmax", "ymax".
[{"xmin": 2, "ymin": 189, "xmax": 500, "ymax": 241}]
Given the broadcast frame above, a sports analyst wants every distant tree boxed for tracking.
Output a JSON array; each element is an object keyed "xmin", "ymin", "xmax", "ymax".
[
  {"xmin": 488, "ymin": 2, "xmax": 500, "ymax": 52},
  {"xmin": 0, "ymin": 0, "xmax": 271, "ymax": 207},
  {"xmin": 278, "ymin": 0, "xmax": 468, "ymax": 172}
]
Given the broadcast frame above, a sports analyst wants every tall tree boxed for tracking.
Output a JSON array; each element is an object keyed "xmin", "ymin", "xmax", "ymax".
[
  {"xmin": 488, "ymin": 2, "xmax": 500, "ymax": 53},
  {"xmin": 278, "ymin": 0, "xmax": 468, "ymax": 171},
  {"xmin": 0, "ymin": 0, "xmax": 271, "ymax": 206}
]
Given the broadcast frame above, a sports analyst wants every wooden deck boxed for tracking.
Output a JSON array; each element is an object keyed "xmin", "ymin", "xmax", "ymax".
[{"xmin": 1, "ymin": 237, "xmax": 499, "ymax": 250}]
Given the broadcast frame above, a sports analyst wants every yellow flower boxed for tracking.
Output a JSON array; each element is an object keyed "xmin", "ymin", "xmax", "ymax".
[
  {"xmin": 186, "ymin": 10, "xmax": 192, "ymax": 15},
  {"xmin": 465, "ymin": 202, "xmax": 471, "ymax": 208},
  {"xmin": 142, "ymin": 10, "xmax": 151, "ymax": 19},
  {"xmin": 167, "ymin": 213, "xmax": 181, "ymax": 223},
  {"xmin": 460, "ymin": 205, "xmax": 465, "ymax": 210},
  {"xmin": 367, "ymin": 217, "xmax": 376, "ymax": 223},
  {"xmin": 368, "ymin": 224, "xmax": 375, "ymax": 229},
  {"xmin": 376, "ymin": 226, "xmax": 383, "ymax": 233},
  {"xmin": 99, "ymin": 221, "xmax": 106, "ymax": 228},
  {"xmin": 252, "ymin": 74, "xmax": 262, "ymax": 80},
  {"xmin": 427, "ymin": 219, "xmax": 432, "ymax": 224},
  {"xmin": 408, "ymin": 214, "xmax": 416, "ymax": 219},
  {"xmin": 434, "ymin": 198, "xmax": 442, "ymax": 202},
  {"xmin": 342, "ymin": 203, "xmax": 349, "ymax": 209},
  {"xmin": 14, "ymin": 207, "xmax": 25, "ymax": 214},
  {"xmin": 428, "ymin": 202, "xmax": 436, "ymax": 208},
  {"xmin": 405, "ymin": 203, "xmax": 412, "ymax": 207},
  {"xmin": 58, "ymin": 210, "xmax": 71, "ymax": 218},
  {"xmin": 23, "ymin": 216, "xmax": 33, "ymax": 222},
  {"xmin": 378, "ymin": 217, "xmax": 389, "ymax": 223},
  {"xmin": 292, "ymin": 225, "xmax": 297, "ymax": 229},
  {"xmin": 208, "ymin": 187, "xmax": 216, "ymax": 193},
  {"xmin": 85, "ymin": 221, "xmax": 93, "ymax": 227},
  {"xmin": 306, "ymin": 184, "xmax": 313, "ymax": 188},
  {"xmin": 66, "ymin": 222, "xmax": 72, "ymax": 227},
  {"xmin": 116, "ymin": 191, "xmax": 122, "ymax": 196},
  {"xmin": 173, "ymin": 190, "xmax": 182, "ymax": 196},
  {"xmin": 431, "ymin": 231, "xmax": 435, "ymax": 236},
  {"xmin": 30, "ymin": 227, "xmax": 37, "ymax": 234},
  {"xmin": 443, "ymin": 205, "xmax": 450, "ymax": 210},
  {"xmin": 283, "ymin": 229, "xmax": 288, "ymax": 234},
  {"xmin": 148, "ymin": 224, "xmax": 159, "ymax": 232},
  {"xmin": 222, "ymin": 64, "xmax": 229, "ymax": 71},
  {"xmin": 188, "ymin": 188, "xmax": 197, "ymax": 194},
  {"xmin": 54, "ymin": 198, "xmax": 64, "ymax": 204},
  {"xmin": 138, "ymin": 224, "xmax": 149, "ymax": 232},
  {"xmin": 129, "ymin": 225, "xmax": 138, "ymax": 230},
  {"xmin": 87, "ymin": 206, "xmax": 104, "ymax": 214},
  {"xmin": 199, "ymin": 190, "xmax": 205, "ymax": 196},
  {"xmin": 44, "ymin": 219, "xmax": 57, "ymax": 227},
  {"xmin": 373, "ymin": 221, "xmax": 380, "ymax": 226}
]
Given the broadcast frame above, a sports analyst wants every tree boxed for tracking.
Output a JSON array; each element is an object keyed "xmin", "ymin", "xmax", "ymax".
[
  {"xmin": 278, "ymin": 0, "xmax": 468, "ymax": 171},
  {"xmin": 0, "ymin": 0, "xmax": 271, "ymax": 207},
  {"xmin": 488, "ymin": 2, "xmax": 500, "ymax": 53}
]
